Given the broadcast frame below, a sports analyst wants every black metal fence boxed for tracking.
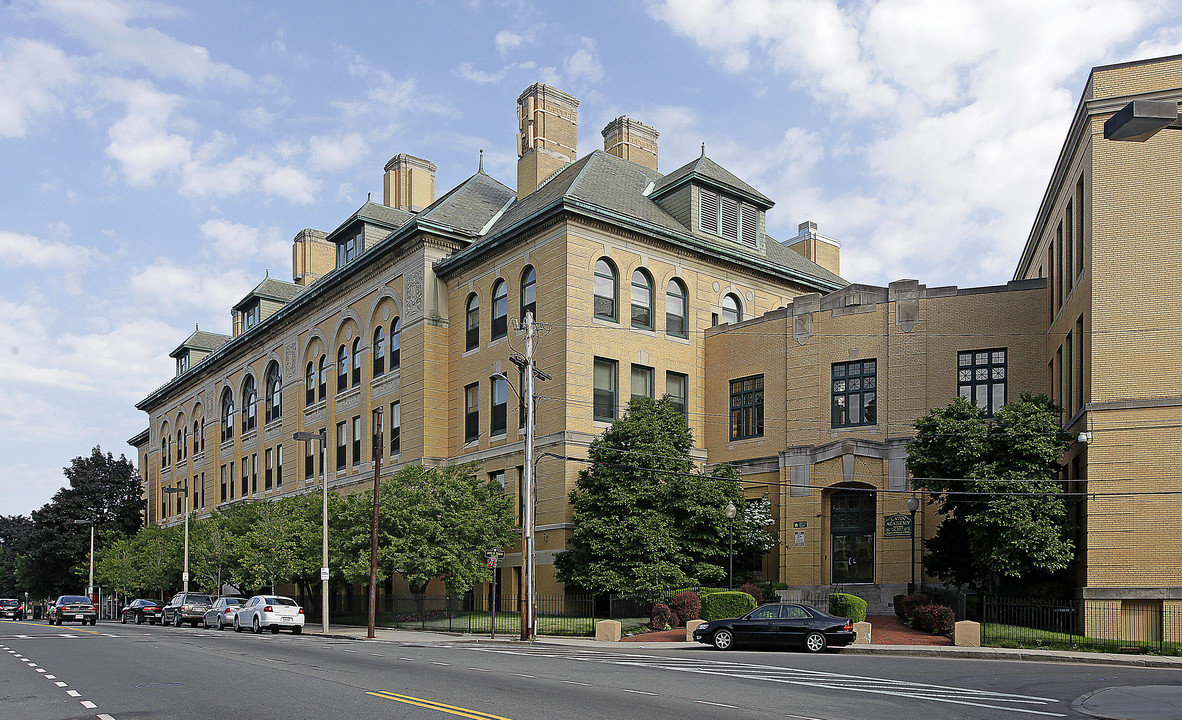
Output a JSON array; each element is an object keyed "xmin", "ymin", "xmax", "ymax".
[
  {"xmin": 297, "ymin": 591, "xmax": 651, "ymax": 637},
  {"xmin": 980, "ymin": 597, "xmax": 1182, "ymax": 654}
]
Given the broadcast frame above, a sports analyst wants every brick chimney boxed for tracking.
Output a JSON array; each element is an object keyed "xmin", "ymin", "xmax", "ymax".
[
  {"xmin": 383, "ymin": 154, "xmax": 437, "ymax": 212},
  {"xmin": 602, "ymin": 116, "xmax": 658, "ymax": 171},
  {"xmin": 516, "ymin": 83, "xmax": 579, "ymax": 199}
]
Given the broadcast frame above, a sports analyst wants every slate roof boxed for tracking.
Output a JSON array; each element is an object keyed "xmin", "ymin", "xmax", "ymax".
[
  {"xmin": 169, "ymin": 330, "xmax": 229, "ymax": 359},
  {"xmin": 327, "ymin": 201, "xmax": 415, "ymax": 240},
  {"xmin": 650, "ymin": 153, "xmax": 774, "ymax": 207},
  {"xmin": 232, "ymin": 277, "xmax": 304, "ymax": 312},
  {"xmin": 414, "ymin": 170, "xmax": 516, "ymax": 236},
  {"xmin": 765, "ymin": 236, "xmax": 846, "ymax": 287}
]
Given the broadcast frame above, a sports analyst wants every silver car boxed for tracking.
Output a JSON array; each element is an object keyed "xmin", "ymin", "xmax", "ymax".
[
  {"xmin": 234, "ymin": 595, "xmax": 305, "ymax": 634},
  {"xmin": 202, "ymin": 597, "xmax": 246, "ymax": 630}
]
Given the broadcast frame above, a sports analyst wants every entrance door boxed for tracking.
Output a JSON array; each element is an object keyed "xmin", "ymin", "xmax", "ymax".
[{"xmin": 831, "ymin": 490, "xmax": 875, "ymax": 584}]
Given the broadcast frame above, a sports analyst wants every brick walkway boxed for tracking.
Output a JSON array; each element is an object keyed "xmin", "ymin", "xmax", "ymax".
[{"xmin": 622, "ymin": 614, "xmax": 952, "ymax": 646}]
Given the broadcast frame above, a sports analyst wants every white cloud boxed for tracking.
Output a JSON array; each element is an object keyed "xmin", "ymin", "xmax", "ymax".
[
  {"xmin": 564, "ymin": 37, "xmax": 604, "ymax": 84},
  {"xmin": 495, "ymin": 30, "xmax": 528, "ymax": 56},
  {"xmin": 200, "ymin": 219, "xmax": 289, "ymax": 268},
  {"xmin": 128, "ymin": 257, "xmax": 256, "ymax": 318},
  {"xmin": 99, "ymin": 77, "xmax": 192, "ymax": 185},
  {"xmin": 0, "ymin": 38, "xmax": 79, "ymax": 137},
  {"xmin": 0, "ymin": 230, "xmax": 101, "ymax": 271},
  {"xmin": 333, "ymin": 46, "xmax": 419, "ymax": 117},
  {"xmin": 308, "ymin": 132, "xmax": 368, "ymax": 172},
  {"xmin": 38, "ymin": 0, "xmax": 251, "ymax": 88}
]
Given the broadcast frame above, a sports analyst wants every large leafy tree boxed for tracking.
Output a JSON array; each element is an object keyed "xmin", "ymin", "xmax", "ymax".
[
  {"xmin": 555, "ymin": 396, "xmax": 761, "ymax": 598},
  {"xmin": 231, "ymin": 497, "xmax": 318, "ymax": 594},
  {"xmin": 335, "ymin": 463, "xmax": 515, "ymax": 595},
  {"xmin": 0, "ymin": 515, "xmax": 35, "ymax": 596},
  {"xmin": 907, "ymin": 393, "xmax": 1075, "ymax": 592}
]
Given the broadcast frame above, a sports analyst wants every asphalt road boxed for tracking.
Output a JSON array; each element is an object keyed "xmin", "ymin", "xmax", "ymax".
[{"xmin": 1, "ymin": 617, "xmax": 1179, "ymax": 720}]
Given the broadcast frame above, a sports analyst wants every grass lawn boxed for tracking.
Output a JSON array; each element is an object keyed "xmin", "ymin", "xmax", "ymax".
[{"xmin": 983, "ymin": 622, "xmax": 1182, "ymax": 655}]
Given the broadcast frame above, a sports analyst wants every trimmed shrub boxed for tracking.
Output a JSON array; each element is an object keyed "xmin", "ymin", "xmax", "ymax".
[
  {"xmin": 912, "ymin": 604, "xmax": 955, "ymax": 635},
  {"xmin": 701, "ymin": 591, "xmax": 758, "ymax": 621},
  {"xmin": 648, "ymin": 602, "xmax": 673, "ymax": 631},
  {"xmin": 738, "ymin": 583, "xmax": 763, "ymax": 604},
  {"xmin": 828, "ymin": 593, "xmax": 867, "ymax": 623},
  {"xmin": 894, "ymin": 593, "xmax": 931, "ymax": 624},
  {"xmin": 667, "ymin": 591, "xmax": 701, "ymax": 627}
]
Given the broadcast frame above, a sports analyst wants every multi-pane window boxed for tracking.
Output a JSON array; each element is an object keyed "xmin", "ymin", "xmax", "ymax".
[
  {"xmin": 832, "ymin": 360, "xmax": 877, "ymax": 428},
  {"xmin": 177, "ymin": 354, "xmax": 189, "ymax": 375},
  {"xmin": 176, "ymin": 427, "xmax": 184, "ymax": 462},
  {"xmin": 373, "ymin": 327, "xmax": 386, "ymax": 377},
  {"xmin": 631, "ymin": 364, "xmax": 653, "ymax": 404},
  {"xmin": 193, "ymin": 418, "xmax": 202, "ymax": 454},
  {"xmin": 721, "ymin": 293, "xmax": 742, "ymax": 324},
  {"xmin": 336, "ymin": 345, "xmax": 348, "ymax": 393},
  {"xmin": 265, "ymin": 448, "xmax": 273, "ymax": 491},
  {"xmin": 352, "ymin": 415, "xmax": 361, "ymax": 466},
  {"xmin": 594, "ymin": 259, "xmax": 617, "ymax": 321},
  {"xmin": 593, "ymin": 357, "xmax": 618, "ymax": 422},
  {"xmin": 666, "ymin": 279, "xmax": 688, "ymax": 339},
  {"xmin": 351, "ymin": 337, "xmax": 361, "ymax": 387},
  {"xmin": 666, "ymin": 371, "xmax": 688, "ymax": 420},
  {"xmin": 492, "ymin": 280, "xmax": 508, "ymax": 340},
  {"xmin": 242, "ymin": 302, "xmax": 260, "ymax": 331},
  {"xmin": 391, "ymin": 318, "xmax": 401, "ymax": 370},
  {"xmin": 265, "ymin": 362, "xmax": 282, "ymax": 423},
  {"xmin": 220, "ymin": 389, "xmax": 234, "ymax": 443},
  {"xmin": 240, "ymin": 458, "xmax": 248, "ymax": 496},
  {"xmin": 335, "ymin": 421, "xmax": 346, "ymax": 471},
  {"xmin": 521, "ymin": 266, "xmax": 536, "ymax": 320},
  {"xmin": 958, "ymin": 349, "xmax": 1007, "ymax": 417},
  {"xmin": 464, "ymin": 383, "xmax": 479, "ymax": 443},
  {"xmin": 336, "ymin": 229, "xmax": 361, "ymax": 267},
  {"xmin": 251, "ymin": 453, "xmax": 258, "ymax": 494},
  {"xmin": 390, "ymin": 402, "xmax": 401, "ymax": 455},
  {"xmin": 318, "ymin": 355, "xmax": 327, "ymax": 399},
  {"xmin": 631, "ymin": 269, "xmax": 653, "ymax": 330},
  {"xmin": 241, "ymin": 376, "xmax": 257, "ymax": 433},
  {"xmin": 730, "ymin": 375, "xmax": 764, "ymax": 440},
  {"xmin": 275, "ymin": 446, "xmax": 283, "ymax": 489},
  {"xmin": 491, "ymin": 375, "xmax": 507, "ymax": 436},
  {"xmin": 304, "ymin": 438, "xmax": 315, "ymax": 479},
  {"xmin": 466, "ymin": 294, "xmax": 480, "ymax": 351},
  {"xmin": 305, "ymin": 362, "xmax": 315, "ymax": 405},
  {"xmin": 699, "ymin": 188, "xmax": 758, "ymax": 248}
]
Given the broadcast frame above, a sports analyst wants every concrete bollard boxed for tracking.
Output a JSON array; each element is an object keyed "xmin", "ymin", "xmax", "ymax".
[
  {"xmin": 853, "ymin": 621, "xmax": 871, "ymax": 644},
  {"xmin": 954, "ymin": 620, "xmax": 981, "ymax": 647},
  {"xmin": 685, "ymin": 618, "xmax": 705, "ymax": 642},
  {"xmin": 595, "ymin": 619, "xmax": 622, "ymax": 642}
]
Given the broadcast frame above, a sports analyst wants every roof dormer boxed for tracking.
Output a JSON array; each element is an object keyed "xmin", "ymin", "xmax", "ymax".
[
  {"xmin": 169, "ymin": 329, "xmax": 229, "ymax": 377},
  {"xmin": 231, "ymin": 276, "xmax": 303, "ymax": 337}
]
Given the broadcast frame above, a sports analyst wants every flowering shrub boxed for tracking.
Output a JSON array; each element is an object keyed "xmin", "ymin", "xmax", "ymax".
[
  {"xmin": 737, "ymin": 583, "xmax": 763, "ymax": 604},
  {"xmin": 893, "ymin": 593, "xmax": 931, "ymax": 623},
  {"xmin": 668, "ymin": 591, "xmax": 701, "ymax": 627},
  {"xmin": 912, "ymin": 604, "xmax": 955, "ymax": 635},
  {"xmin": 648, "ymin": 602, "xmax": 673, "ymax": 631}
]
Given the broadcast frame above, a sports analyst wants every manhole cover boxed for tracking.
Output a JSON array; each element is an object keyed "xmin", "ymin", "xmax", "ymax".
[{"xmin": 136, "ymin": 682, "xmax": 183, "ymax": 689}]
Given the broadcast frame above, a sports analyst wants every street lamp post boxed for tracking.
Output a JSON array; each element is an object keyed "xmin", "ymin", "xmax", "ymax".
[
  {"xmin": 725, "ymin": 501, "xmax": 737, "ymax": 591},
  {"xmin": 72, "ymin": 519, "xmax": 95, "ymax": 600},
  {"xmin": 295, "ymin": 429, "xmax": 329, "ymax": 634},
  {"xmin": 162, "ymin": 485, "xmax": 190, "ymax": 592},
  {"xmin": 907, "ymin": 494, "xmax": 920, "ymax": 595}
]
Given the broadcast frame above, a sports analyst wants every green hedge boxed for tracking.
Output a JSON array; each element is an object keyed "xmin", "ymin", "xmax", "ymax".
[
  {"xmin": 701, "ymin": 591, "xmax": 758, "ymax": 620},
  {"xmin": 828, "ymin": 593, "xmax": 867, "ymax": 623}
]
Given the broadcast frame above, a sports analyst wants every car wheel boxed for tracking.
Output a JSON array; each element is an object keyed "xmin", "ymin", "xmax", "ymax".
[
  {"xmin": 217, "ymin": 616, "xmax": 225, "ymax": 631},
  {"xmin": 89, "ymin": 618, "xmax": 96, "ymax": 626},
  {"xmin": 712, "ymin": 629, "xmax": 734, "ymax": 650},
  {"xmin": 292, "ymin": 626, "xmax": 302, "ymax": 635},
  {"xmin": 804, "ymin": 631, "xmax": 828, "ymax": 653},
  {"xmin": 234, "ymin": 617, "xmax": 243, "ymax": 633},
  {"xmin": 252, "ymin": 616, "xmax": 261, "ymax": 634},
  {"xmin": 120, "ymin": 613, "xmax": 127, "ymax": 624},
  {"xmin": 174, "ymin": 613, "xmax": 183, "ymax": 628}
]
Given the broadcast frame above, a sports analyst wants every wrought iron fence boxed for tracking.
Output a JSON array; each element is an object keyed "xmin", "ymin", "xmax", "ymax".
[{"xmin": 981, "ymin": 597, "xmax": 1182, "ymax": 654}]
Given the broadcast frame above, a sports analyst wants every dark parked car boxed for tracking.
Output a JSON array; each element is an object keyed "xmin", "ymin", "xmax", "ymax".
[
  {"xmin": 0, "ymin": 598, "xmax": 25, "ymax": 620},
  {"xmin": 120, "ymin": 598, "xmax": 165, "ymax": 625},
  {"xmin": 162, "ymin": 592, "xmax": 213, "ymax": 628},
  {"xmin": 46, "ymin": 595, "xmax": 97, "ymax": 626},
  {"xmin": 692, "ymin": 603, "xmax": 855, "ymax": 652}
]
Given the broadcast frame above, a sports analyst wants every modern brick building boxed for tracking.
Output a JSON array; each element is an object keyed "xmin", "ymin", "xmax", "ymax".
[{"xmin": 133, "ymin": 56, "xmax": 1182, "ymax": 627}]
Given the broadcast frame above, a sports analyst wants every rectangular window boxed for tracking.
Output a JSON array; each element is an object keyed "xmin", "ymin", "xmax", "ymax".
[
  {"xmin": 491, "ymin": 375, "xmax": 507, "ymax": 436},
  {"xmin": 1065, "ymin": 333, "xmax": 1073, "ymax": 418},
  {"xmin": 199, "ymin": 473, "xmax": 204, "ymax": 508},
  {"xmin": 229, "ymin": 461, "xmax": 234, "ymax": 499},
  {"xmin": 220, "ymin": 464, "xmax": 227, "ymax": 502},
  {"xmin": 958, "ymin": 349, "xmax": 1007, "ymax": 417},
  {"xmin": 465, "ymin": 383, "xmax": 479, "ymax": 443},
  {"xmin": 251, "ymin": 453, "xmax": 258, "ymax": 494},
  {"xmin": 1075, "ymin": 176, "xmax": 1084, "ymax": 279},
  {"xmin": 240, "ymin": 458, "xmax": 248, "ymax": 497},
  {"xmin": 243, "ymin": 303, "xmax": 260, "ymax": 331},
  {"xmin": 352, "ymin": 415, "xmax": 361, "ymax": 466},
  {"xmin": 390, "ymin": 402, "xmax": 401, "ymax": 455},
  {"xmin": 276, "ymin": 446, "xmax": 283, "ymax": 489},
  {"xmin": 1075, "ymin": 315, "xmax": 1084, "ymax": 414},
  {"xmin": 631, "ymin": 364, "xmax": 653, "ymax": 404},
  {"xmin": 304, "ymin": 439, "xmax": 314, "ymax": 479},
  {"xmin": 832, "ymin": 360, "xmax": 877, "ymax": 428},
  {"xmin": 1065, "ymin": 201, "xmax": 1074, "ymax": 292},
  {"xmin": 265, "ymin": 448, "xmax": 273, "ymax": 491},
  {"xmin": 730, "ymin": 375, "xmax": 764, "ymax": 440},
  {"xmin": 666, "ymin": 371, "xmax": 688, "ymax": 420},
  {"xmin": 336, "ymin": 421, "xmax": 346, "ymax": 471},
  {"xmin": 593, "ymin": 357, "xmax": 617, "ymax": 422}
]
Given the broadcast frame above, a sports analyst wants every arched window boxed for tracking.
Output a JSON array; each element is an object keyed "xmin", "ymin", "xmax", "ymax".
[
  {"xmin": 631, "ymin": 269, "xmax": 653, "ymax": 330},
  {"xmin": 373, "ymin": 326, "xmax": 386, "ymax": 377},
  {"xmin": 193, "ymin": 417, "xmax": 202, "ymax": 454},
  {"xmin": 265, "ymin": 361, "xmax": 282, "ymax": 423},
  {"xmin": 465, "ymin": 293, "xmax": 480, "ymax": 351},
  {"xmin": 666, "ymin": 278, "xmax": 688, "ymax": 339},
  {"xmin": 161, "ymin": 423, "xmax": 171, "ymax": 467},
  {"xmin": 176, "ymin": 426, "xmax": 184, "ymax": 462},
  {"xmin": 491, "ymin": 280, "xmax": 508, "ymax": 340},
  {"xmin": 306, "ymin": 361, "xmax": 316, "ymax": 405},
  {"xmin": 318, "ymin": 355, "xmax": 327, "ymax": 400},
  {"xmin": 336, "ymin": 344, "xmax": 348, "ymax": 393},
  {"xmin": 594, "ymin": 258, "xmax": 617, "ymax": 321},
  {"xmin": 351, "ymin": 337, "xmax": 361, "ymax": 387},
  {"xmin": 722, "ymin": 293, "xmax": 742, "ymax": 324},
  {"xmin": 520, "ymin": 265, "xmax": 536, "ymax": 321},
  {"xmin": 241, "ymin": 376, "xmax": 257, "ymax": 433},
  {"xmin": 390, "ymin": 318, "xmax": 401, "ymax": 370},
  {"xmin": 220, "ymin": 388, "xmax": 235, "ymax": 443}
]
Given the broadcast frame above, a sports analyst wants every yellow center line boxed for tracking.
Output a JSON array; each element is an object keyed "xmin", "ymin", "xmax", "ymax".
[
  {"xmin": 367, "ymin": 691, "xmax": 515, "ymax": 720},
  {"xmin": 9, "ymin": 620, "xmax": 103, "ymax": 635}
]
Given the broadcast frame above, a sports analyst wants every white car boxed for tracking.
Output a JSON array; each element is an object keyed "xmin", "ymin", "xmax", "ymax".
[{"xmin": 234, "ymin": 595, "xmax": 305, "ymax": 634}]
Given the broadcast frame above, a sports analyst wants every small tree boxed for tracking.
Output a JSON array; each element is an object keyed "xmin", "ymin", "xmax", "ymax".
[{"xmin": 907, "ymin": 394, "xmax": 1075, "ymax": 593}]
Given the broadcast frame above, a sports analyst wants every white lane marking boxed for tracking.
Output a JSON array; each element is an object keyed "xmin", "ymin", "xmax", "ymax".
[
  {"xmin": 57, "ymin": 634, "xmax": 77, "ymax": 638},
  {"xmin": 341, "ymin": 649, "xmax": 358, "ymax": 653},
  {"xmin": 98, "ymin": 715, "xmax": 116, "ymax": 720},
  {"xmin": 696, "ymin": 701, "xmax": 737, "ymax": 709},
  {"xmin": 429, "ymin": 661, "xmax": 449, "ymax": 666},
  {"xmin": 80, "ymin": 700, "xmax": 97, "ymax": 709},
  {"xmin": 621, "ymin": 689, "xmax": 658, "ymax": 696},
  {"xmin": 368, "ymin": 653, "xmax": 384, "ymax": 657},
  {"xmin": 67, "ymin": 690, "xmax": 81, "ymax": 697},
  {"xmin": 562, "ymin": 680, "xmax": 591, "ymax": 686},
  {"xmin": 513, "ymin": 673, "xmax": 535, "ymax": 678},
  {"xmin": 399, "ymin": 657, "xmax": 416, "ymax": 661},
  {"xmin": 35, "ymin": 669, "xmax": 45, "ymax": 673},
  {"xmin": 54, "ymin": 681, "xmax": 67, "ymax": 687},
  {"xmin": 469, "ymin": 667, "xmax": 491, "ymax": 672},
  {"xmin": 45, "ymin": 675, "xmax": 56, "ymax": 679}
]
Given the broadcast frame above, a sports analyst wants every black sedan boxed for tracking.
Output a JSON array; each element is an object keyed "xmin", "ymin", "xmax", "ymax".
[
  {"xmin": 120, "ymin": 598, "xmax": 165, "ymax": 625},
  {"xmin": 46, "ymin": 595, "xmax": 97, "ymax": 626},
  {"xmin": 692, "ymin": 603, "xmax": 855, "ymax": 652}
]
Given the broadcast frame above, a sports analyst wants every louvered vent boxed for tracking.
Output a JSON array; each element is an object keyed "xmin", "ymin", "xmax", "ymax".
[
  {"xmin": 740, "ymin": 203, "xmax": 758, "ymax": 247},
  {"xmin": 720, "ymin": 196, "xmax": 739, "ymax": 239},
  {"xmin": 699, "ymin": 189, "xmax": 719, "ymax": 233}
]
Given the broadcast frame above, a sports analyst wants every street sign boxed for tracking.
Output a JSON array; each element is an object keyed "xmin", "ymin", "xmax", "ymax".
[
  {"xmin": 182, "ymin": 572, "xmax": 189, "ymax": 583},
  {"xmin": 794, "ymin": 531, "xmax": 805, "ymax": 547},
  {"xmin": 884, "ymin": 513, "xmax": 913, "ymax": 538},
  {"xmin": 484, "ymin": 547, "xmax": 505, "ymax": 559},
  {"xmin": 320, "ymin": 567, "xmax": 330, "ymax": 581},
  {"xmin": 487, "ymin": 558, "xmax": 498, "ymax": 567}
]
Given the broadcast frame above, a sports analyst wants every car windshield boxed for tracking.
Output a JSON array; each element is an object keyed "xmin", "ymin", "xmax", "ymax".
[
  {"xmin": 222, "ymin": 598, "xmax": 244, "ymax": 605},
  {"xmin": 0, "ymin": 600, "xmax": 18, "ymax": 607},
  {"xmin": 265, "ymin": 597, "xmax": 297, "ymax": 606},
  {"xmin": 185, "ymin": 595, "xmax": 211, "ymax": 603},
  {"xmin": 60, "ymin": 596, "xmax": 90, "ymax": 604}
]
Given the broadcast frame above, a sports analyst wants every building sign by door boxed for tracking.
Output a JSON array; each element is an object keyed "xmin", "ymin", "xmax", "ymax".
[
  {"xmin": 794, "ymin": 531, "xmax": 805, "ymax": 547},
  {"xmin": 883, "ymin": 513, "xmax": 913, "ymax": 538}
]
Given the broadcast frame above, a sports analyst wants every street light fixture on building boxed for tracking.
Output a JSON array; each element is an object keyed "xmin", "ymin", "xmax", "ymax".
[
  {"xmin": 725, "ymin": 501, "xmax": 737, "ymax": 591},
  {"xmin": 295, "ymin": 429, "xmax": 329, "ymax": 634},
  {"xmin": 73, "ymin": 519, "xmax": 95, "ymax": 600},
  {"xmin": 162, "ymin": 485, "xmax": 190, "ymax": 592},
  {"xmin": 1103, "ymin": 100, "xmax": 1182, "ymax": 142}
]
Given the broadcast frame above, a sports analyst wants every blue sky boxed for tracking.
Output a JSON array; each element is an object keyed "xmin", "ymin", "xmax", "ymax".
[{"xmin": 2, "ymin": 0, "xmax": 1181, "ymax": 517}]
